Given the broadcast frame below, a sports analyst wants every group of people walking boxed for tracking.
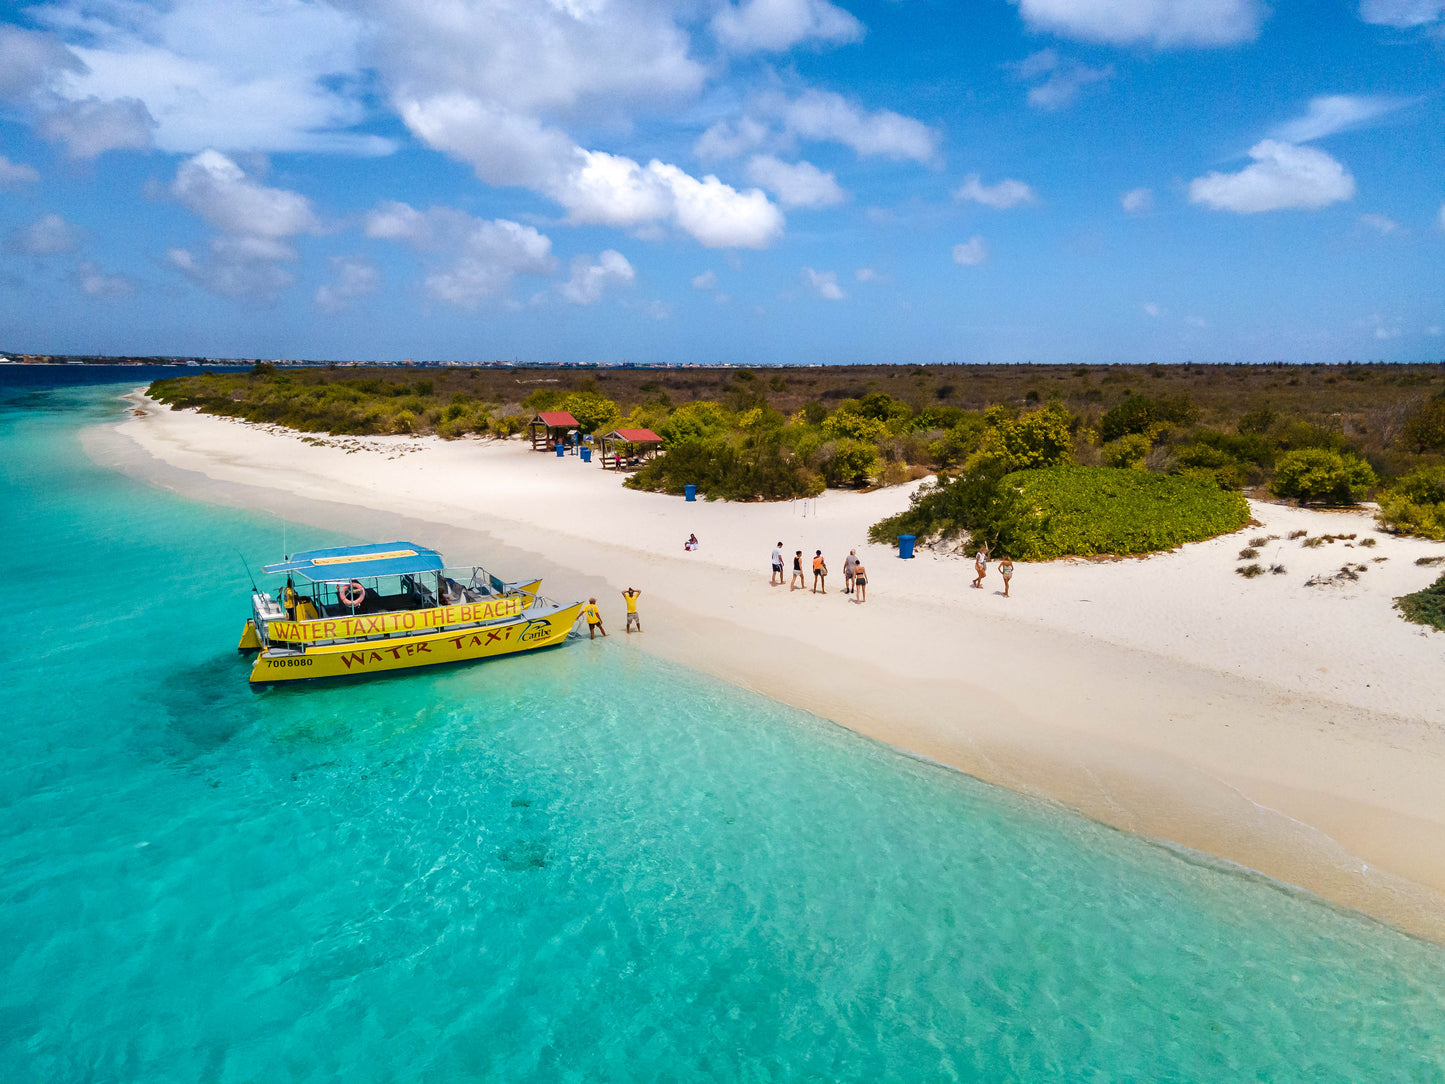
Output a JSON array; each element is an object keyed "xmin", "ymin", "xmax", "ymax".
[
  {"xmin": 771, "ymin": 542, "xmax": 868, "ymax": 601},
  {"xmin": 970, "ymin": 544, "xmax": 1015, "ymax": 598}
]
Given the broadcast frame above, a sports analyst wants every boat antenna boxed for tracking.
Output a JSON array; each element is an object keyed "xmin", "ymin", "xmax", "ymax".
[{"xmin": 235, "ymin": 548, "xmax": 260, "ymax": 593}]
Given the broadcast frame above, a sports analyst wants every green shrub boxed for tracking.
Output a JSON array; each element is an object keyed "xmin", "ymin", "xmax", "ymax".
[
  {"xmin": 1376, "ymin": 467, "xmax": 1445, "ymax": 540},
  {"xmin": 625, "ymin": 437, "xmax": 822, "ymax": 501},
  {"xmin": 1271, "ymin": 448, "xmax": 1377, "ymax": 505},
  {"xmin": 1102, "ymin": 433, "xmax": 1151, "ymax": 470},
  {"xmin": 822, "ymin": 408, "xmax": 888, "ymax": 442},
  {"xmin": 971, "ymin": 403, "xmax": 1074, "ymax": 472},
  {"xmin": 658, "ymin": 400, "xmax": 730, "ymax": 445},
  {"xmin": 1395, "ymin": 574, "xmax": 1445, "ymax": 632},
  {"xmin": 818, "ymin": 438, "xmax": 879, "ymax": 486},
  {"xmin": 1401, "ymin": 395, "xmax": 1445, "ymax": 453},
  {"xmin": 1099, "ymin": 394, "xmax": 1197, "ymax": 442},
  {"xmin": 868, "ymin": 465, "xmax": 1248, "ymax": 561},
  {"xmin": 564, "ymin": 391, "xmax": 621, "ymax": 435}
]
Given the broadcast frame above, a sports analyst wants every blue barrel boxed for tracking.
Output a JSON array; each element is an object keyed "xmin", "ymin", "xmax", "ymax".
[
  {"xmin": 684, "ymin": 484, "xmax": 697, "ymax": 502},
  {"xmin": 580, "ymin": 447, "xmax": 591, "ymax": 463},
  {"xmin": 555, "ymin": 443, "xmax": 565, "ymax": 458},
  {"xmin": 898, "ymin": 534, "xmax": 916, "ymax": 559}
]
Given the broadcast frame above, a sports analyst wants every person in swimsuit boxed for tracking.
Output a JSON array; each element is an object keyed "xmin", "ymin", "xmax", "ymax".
[
  {"xmin": 998, "ymin": 556, "xmax": 1014, "ymax": 598},
  {"xmin": 584, "ymin": 597, "xmax": 606, "ymax": 639},
  {"xmin": 791, "ymin": 550, "xmax": 806, "ymax": 591},
  {"xmin": 853, "ymin": 559, "xmax": 867, "ymax": 603},
  {"xmin": 771, "ymin": 542, "xmax": 784, "ymax": 586},
  {"xmin": 842, "ymin": 549, "xmax": 858, "ymax": 594},
  {"xmin": 622, "ymin": 587, "xmax": 642, "ymax": 632},
  {"xmin": 812, "ymin": 550, "xmax": 828, "ymax": 594},
  {"xmin": 972, "ymin": 544, "xmax": 989, "ymax": 589}
]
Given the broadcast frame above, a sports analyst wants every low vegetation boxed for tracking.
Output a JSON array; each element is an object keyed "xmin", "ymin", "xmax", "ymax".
[
  {"xmin": 869, "ymin": 466, "xmax": 1249, "ymax": 560},
  {"xmin": 1395, "ymin": 574, "xmax": 1445, "ymax": 631},
  {"xmin": 149, "ymin": 360, "xmax": 1445, "ymax": 551}
]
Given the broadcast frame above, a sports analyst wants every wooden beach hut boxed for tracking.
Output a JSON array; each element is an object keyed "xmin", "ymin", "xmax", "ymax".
[
  {"xmin": 598, "ymin": 428, "xmax": 664, "ymax": 471},
  {"xmin": 529, "ymin": 410, "xmax": 579, "ymax": 451}
]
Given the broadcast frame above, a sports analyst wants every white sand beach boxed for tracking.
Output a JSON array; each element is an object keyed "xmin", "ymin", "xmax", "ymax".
[{"xmin": 95, "ymin": 395, "xmax": 1445, "ymax": 940}]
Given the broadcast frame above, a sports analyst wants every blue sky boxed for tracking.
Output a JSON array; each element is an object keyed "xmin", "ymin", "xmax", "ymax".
[{"xmin": 1, "ymin": 0, "xmax": 1442, "ymax": 364}]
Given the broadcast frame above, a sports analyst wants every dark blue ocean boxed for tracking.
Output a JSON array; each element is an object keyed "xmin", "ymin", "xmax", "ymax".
[{"xmin": 2, "ymin": 376, "xmax": 1443, "ymax": 1082}]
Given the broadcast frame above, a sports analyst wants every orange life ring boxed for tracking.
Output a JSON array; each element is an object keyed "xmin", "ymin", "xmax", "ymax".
[{"xmin": 339, "ymin": 580, "xmax": 366, "ymax": 607}]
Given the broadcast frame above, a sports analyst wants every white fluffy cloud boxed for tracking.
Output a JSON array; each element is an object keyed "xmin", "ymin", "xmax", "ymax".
[
  {"xmin": 713, "ymin": 0, "xmax": 864, "ymax": 53},
  {"xmin": 802, "ymin": 267, "xmax": 845, "ymax": 300},
  {"xmin": 746, "ymin": 156, "xmax": 847, "ymax": 208},
  {"xmin": 953, "ymin": 174, "xmax": 1037, "ymax": 209},
  {"xmin": 0, "ymin": 24, "xmax": 155, "ymax": 157},
  {"xmin": 1271, "ymin": 95, "xmax": 1410, "ymax": 143},
  {"xmin": 1011, "ymin": 0, "xmax": 1266, "ymax": 46},
  {"xmin": 5, "ymin": 213, "xmax": 81, "ymax": 256},
  {"xmin": 952, "ymin": 236, "xmax": 988, "ymax": 265},
  {"xmin": 1121, "ymin": 187, "xmax": 1154, "ymax": 214},
  {"xmin": 35, "ymin": 0, "xmax": 389, "ymax": 154},
  {"xmin": 173, "ymin": 151, "xmax": 320, "ymax": 239},
  {"xmin": 692, "ymin": 270, "xmax": 718, "ymax": 290},
  {"xmin": 779, "ymin": 90, "xmax": 939, "ymax": 162},
  {"xmin": 1359, "ymin": 213, "xmax": 1400, "ymax": 233},
  {"xmin": 1359, "ymin": 1, "xmax": 1445, "ymax": 26},
  {"xmin": 1188, "ymin": 141, "xmax": 1356, "ymax": 213},
  {"xmin": 561, "ymin": 250, "xmax": 635, "ymax": 304},
  {"xmin": 168, "ymin": 151, "xmax": 321, "ymax": 299},
  {"xmin": 77, "ymin": 262, "xmax": 135, "ymax": 298},
  {"xmin": 1010, "ymin": 50, "xmax": 1113, "ymax": 110},
  {"xmin": 0, "ymin": 156, "xmax": 40, "ymax": 189},
  {"xmin": 365, "ymin": 200, "xmax": 556, "ymax": 307},
  {"xmin": 315, "ymin": 256, "xmax": 380, "ymax": 314}
]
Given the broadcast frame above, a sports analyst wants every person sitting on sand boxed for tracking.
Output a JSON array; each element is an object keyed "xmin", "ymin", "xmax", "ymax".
[
  {"xmin": 853, "ymin": 559, "xmax": 867, "ymax": 603},
  {"xmin": 812, "ymin": 549, "xmax": 828, "ymax": 594},
  {"xmin": 843, "ymin": 550, "xmax": 858, "ymax": 594},
  {"xmin": 791, "ymin": 550, "xmax": 806, "ymax": 591},
  {"xmin": 972, "ymin": 544, "xmax": 989, "ymax": 589},
  {"xmin": 685, "ymin": 533, "xmax": 699, "ymax": 551},
  {"xmin": 584, "ymin": 597, "xmax": 606, "ymax": 639},
  {"xmin": 622, "ymin": 587, "xmax": 642, "ymax": 633},
  {"xmin": 998, "ymin": 555, "xmax": 1014, "ymax": 598},
  {"xmin": 771, "ymin": 541, "xmax": 784, "ymax": 586}
]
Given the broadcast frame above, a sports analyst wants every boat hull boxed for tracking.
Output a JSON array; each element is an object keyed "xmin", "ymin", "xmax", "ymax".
[{"xmin": 248, "ymin": 601, "xmax": 585, "ymax": 684}]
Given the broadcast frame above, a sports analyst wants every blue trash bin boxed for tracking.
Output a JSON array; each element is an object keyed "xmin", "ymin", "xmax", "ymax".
[
  {"xmin": 898, "ymin": 534, "xmax": 916, "ymax": 559},
  {"xmin": 684, "ymin": 484, "xmax": 697, "ymax": 502},
  {"xmin": 580, "ymin": 447, "xmax": 591, "ymax": 463},
  {"xmin": 555, "ymin": 443, "xmax": 565, "ymax": 458}
]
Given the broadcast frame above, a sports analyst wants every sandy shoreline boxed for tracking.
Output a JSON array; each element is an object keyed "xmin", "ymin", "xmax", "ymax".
[{"xmin": 92, "ymin": 393, "xmax": 1445, "ymax": 940}]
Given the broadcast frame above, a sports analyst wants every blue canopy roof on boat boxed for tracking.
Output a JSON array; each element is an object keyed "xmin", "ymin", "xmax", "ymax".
[{"xmin": 262, "ymin": 542, "xmax": 445, "ymax": 582}]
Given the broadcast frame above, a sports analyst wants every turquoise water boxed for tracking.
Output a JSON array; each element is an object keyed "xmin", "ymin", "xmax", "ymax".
[{"xmin": 3, "ymin": 383, "xmax": 1445, "ymax": 1083}]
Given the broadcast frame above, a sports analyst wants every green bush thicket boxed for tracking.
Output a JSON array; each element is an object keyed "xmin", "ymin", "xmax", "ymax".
[
  {"xmin": 1394, "ymin": 573, "xmax": 1445, "ymax": 632},
  {"xmin": 1270, "ymin": 448, "xmax": 1378, "ymax": 505},
  {"xmin": 1376, "ymin": 467, "xmax": 1445, "ymax": 540}
]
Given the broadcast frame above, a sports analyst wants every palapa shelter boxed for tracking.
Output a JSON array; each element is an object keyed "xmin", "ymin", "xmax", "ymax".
[
  {"xmin": 529, "ymin": 410, "xmax": 579, "ymax": 451},
  {"xmin": 598, "ymin": 428, "xmax": 664, "ymax": 471}
]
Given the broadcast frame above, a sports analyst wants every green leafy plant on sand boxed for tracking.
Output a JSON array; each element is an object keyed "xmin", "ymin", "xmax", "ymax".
[
  {"xmin": 1376, "ymin": 467, "xmax": 1445, "ymax": 541},
  {"xmin": 624, "ymin": 436, "xmax": 822, "ymax": 501},
  {"xmin": 1270, "ymin": 448, "xmax": 1377, "ymax": 505},
  {"xmin": 1395, "ymin": 574, "xmax": 1445, "ymax": 632},
  {"xmin": 870, "ymin": 465, "xmax": 1249, "ymax": 561}
]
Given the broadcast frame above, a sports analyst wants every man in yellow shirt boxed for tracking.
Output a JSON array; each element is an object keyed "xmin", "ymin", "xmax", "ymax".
[
  {"xmin": 584, "ymin": 597, "xmax": 606, "ymax": 639},
  {"xmin": 622, "ymin": 587, "xmax": 642, "ymax": 633}
]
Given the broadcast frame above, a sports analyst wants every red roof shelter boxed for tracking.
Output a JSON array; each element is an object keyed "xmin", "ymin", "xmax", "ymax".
[
  {"xmin": 529, "ymin": 410, "xmax": 579, "ymax": 451},
  {"xmin": 598, "ymin": 428, "xmax": 664, "ymax": 471}
]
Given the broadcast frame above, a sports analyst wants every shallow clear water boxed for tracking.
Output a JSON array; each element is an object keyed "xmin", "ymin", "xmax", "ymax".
[{"xmin": 3, "ymin": 382, "xmax": 1444, "ymax": 1083}]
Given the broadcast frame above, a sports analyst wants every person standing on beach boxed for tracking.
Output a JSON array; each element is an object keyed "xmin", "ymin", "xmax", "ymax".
[
  {"xmin": 853, "ymin": 559, "xmax": 868, "ymax": 603},
  {"xmin": 771, "ymin": 542, "xmax": 785, "ymax": 586},
  {"xmin": 972, "ymin": 544, "xmax": 989, "ymax": 589},
  {"xmin": 791, "ymin": 550, "xmax": 806, "ymax": 591},
  {"xmin": 998, "ymin": 556, "xmax": 1013, "ymax": 598},
  {"xmin": 842, "ymin": 550, "xmax": 858, "ymax": 594},
  {"xmin": 812, "ymin": 550, "xmax": 828, "ymax": 594},
  {"xmin": 622, "ymin": 587, "xmax": 642, "ymax": 632},
  {"xmin": 584, "ymin": 597, "xmax": 606, "ymax": 639}
]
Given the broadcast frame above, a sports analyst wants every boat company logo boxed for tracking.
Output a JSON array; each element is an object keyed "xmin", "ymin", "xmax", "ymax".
[
  {"xmin": 270, "ymin": 597, "xmax": 524, "ymax": 643},
  {"xmin": 519, "ymin": 619, "xmax": 551, "ymax": 644}
]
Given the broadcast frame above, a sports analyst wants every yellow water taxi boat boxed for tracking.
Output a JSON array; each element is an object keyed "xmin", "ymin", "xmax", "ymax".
[{"xmin": 238, "ymin": 541, "xmax": 585, "ymax": 684}]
